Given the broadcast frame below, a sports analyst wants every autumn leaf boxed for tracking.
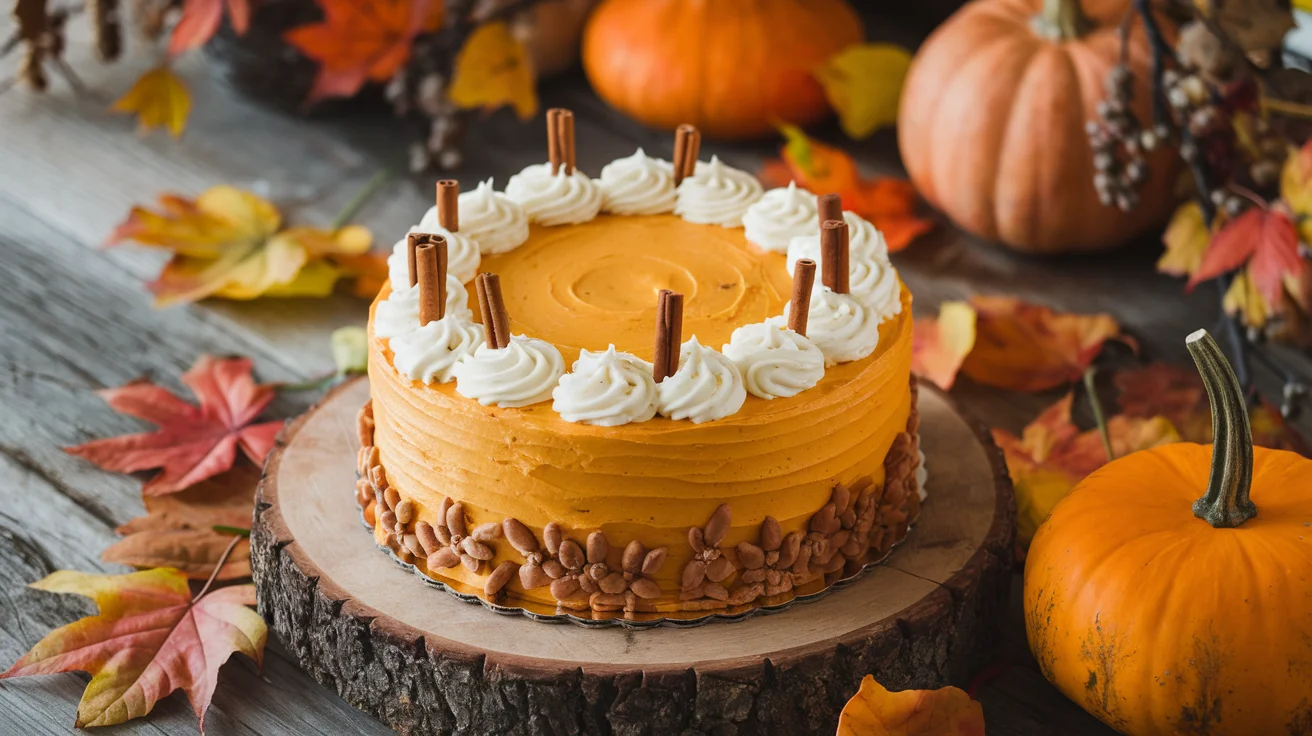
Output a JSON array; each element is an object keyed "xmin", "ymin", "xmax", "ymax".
[
  {"xmin": 0, "ymin": 569, "xmax": 265, "ymax": 730},
  {"xmin": 64, "ymin": 355, "xmax": 284, "ymax": 496},
  {"xmin": 331, "ymin": 326, "xmax": 370, "ymax": 375},
  {"xmin": 761, "ymin": 124, "xmax": 933, "ymax": 251},
  {"xmin": 1158, "ymin": 201, "xmax": 1211, "ymax": 277},
  {"xmin": 285, "ymin": 0, "xmax": 444, "ymax": 103},
  {"xmin": 994, "ymin": 394, "xmax": 1180, "ymax": 539},
  {"xmin": 1187, "ymin": 206, "xmax": 1302, "ymax": 309},
  {"xmin": 960, "ymin": 296, "xmax": 1128, "ymax": 393},
  {"xmin": 107, "ymin": 185, "xmax": 377, "ymax": 306},
  {"xmin": 168, "ymin": 0, "xmax": 250, "ymax": 56},
  {"xmin": 911, "ymin": 301, "xmax": 977, "ymax": 390},
  {"xmin": 448, "ymin": 20, "xmax": 538, "ymax": 120},
  {"xmin": 814, "ymin": 44, "xmax": 912, "ymax": 140},
  {"xmin": 112, "ymin": 66, "xmax": 191, "ymax": 137},
  {"xmin": 837, "ymin": 675, "xmax": 985, "ymax": 736},
  {"xmin": 1222, "ymin": 266, "xmax": 1272, "ymax": 327},
  {"xmin": 1281, "ymin": 142, "xmax": 1312, "ymax": 244},
  {"xmin": 104, "ymin": 465, "xmax": 257, "ymax": 580}
]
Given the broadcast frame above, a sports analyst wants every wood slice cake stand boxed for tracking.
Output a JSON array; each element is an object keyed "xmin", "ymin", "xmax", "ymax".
[{"xmin": 251, "ymin": 378, "xmax": 1015, "ymax": 735}]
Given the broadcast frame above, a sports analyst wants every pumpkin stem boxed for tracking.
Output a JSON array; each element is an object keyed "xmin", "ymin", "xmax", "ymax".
[
  {"xmin": 1186, "ymin": 329, "xmax": 1257, "ymax": 528},
  {"xmin": 1032, "ymin": 0, "xmax": 1091, "ymax": 40}
]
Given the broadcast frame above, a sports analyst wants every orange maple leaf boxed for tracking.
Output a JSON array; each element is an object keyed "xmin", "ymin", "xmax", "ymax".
[
  {"xmin": 64, "ymin": 355, "xmax": 284, "ymax": 496},
  {"xmin": 960, "ymin": 296, "xmax": 1129, "ymax": 393},
  {"xmin": 911, "ymin": 301, "xmax": 977, "ymax": 390},
  {"xmin": 1187, "ymin": 206, "xmax": 1303, "ymax": 309},
  {"xmin": 284, "ymin": 0, "xmax": 444, "ymax": 104},
  {"xmin": 169, "ymin": 0, "xmax": 250, "ymax": 56},
  {"xmin": 0, "ymin": 569, "xmax": 265, "ymax": 730},
  {"xmin": 759, "ymin": 124, "xmax": 933, "ymax": 252},
  {"xmin": 837, "ymin": 675, "xmax": 985, "ymax": 736}
]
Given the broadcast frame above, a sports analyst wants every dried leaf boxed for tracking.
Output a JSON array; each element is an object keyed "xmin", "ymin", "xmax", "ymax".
[
  {"xmin": 911, "ymin": 301, "xmax": 977, "ymax": 390},
  {"xmin": 993, "ymin": 394, "xmax": 1180, "ymax": 539},
  {"xmin": 814, "ymin": 44, "xmax": 912, "ymax": 140},
  {"xmin": 1158, "ymin": 201, "xmax": 1211, "ymax": 277},
  {"xmin": 1194, "ymin": 0, "xmax": 1294, "ymax": 58},
  {"xmin": 960, "ymin": 296, "xmax": 1126, "ymax": 393},
  {"xmin": 111, "ymin": 66, "xmax": 191, "ymax": 138},
  {"xmin": 1222, "ymin": 266, "xmax": 1272, "ymax": 327},
  {"xmin": 1188, "ymin": 206, "xmax": 1302, "ymax": 309},
  {"xmin": 761, "ymin": 125, "xmax": 933, "ymax": 251},
  {"xmin": 448, "ymin": 20, "xmax": 538, "ymax": 120},
  {"xmin": 0, "ymin": 570, "xmax": 264, "ymax": 730},
  {"xmin": 64, "ymin": 355, "xmax": 284, "ymax": 496},
  {"xmin": 168, "ymin": 0, "xmax": 250, "ymax": 56},
  {"xmin": 331, "ymin": 326, "xmax": 369, "ymax": 375},
  {"xmin": 837, "ymin": 674, "xmax": 985, "ymax": 736},
  {"xmin": 285, "ymin": 0, "xmax": 444, "ymax": 104}
]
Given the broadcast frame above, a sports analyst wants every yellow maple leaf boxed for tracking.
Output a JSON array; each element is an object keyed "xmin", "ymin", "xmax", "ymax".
[
  {"xmin": 448, "ymin": 21, "xmax": 537, "ymax": 120},
  {"xmin": 112, "ymin": 66, "xmax": 191, "ymax": 138},
  {"xmin": 1223, "ymin": 266, "xmax": 1271, "ymax": 327},
  {"xmin": 1280, "ymin": 144, "xmax": 1312, "ymax": 244},
  {"xmin": 1157, "ymin": 201, "xmax": 1211, "ymax": 277},
  {"xmin": 814, "ymin": 44, "xmax": 912, "ymax": 140}
]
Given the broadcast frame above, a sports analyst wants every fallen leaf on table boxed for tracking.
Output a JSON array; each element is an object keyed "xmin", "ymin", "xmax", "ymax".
[
  {"xmin": 64, "ymin": 355, "xmax": 284, "ymax": 496},
  {"xmin": 960, "ymin": 296, "xmax": 1129, "ymax": 393},
  {"xmin": 1157, "ymin": 201, "xmax": 1211, "ymax": 277},
  {"xmin": 107, "ymin": 185, "xmax": 377, "ymax": 306},
  {"xmin": 813, "ymin": 44, "xmax": 912, "ymax": 140},
  {"xmin": 837, "ymin": 674, "xmax": 984, "ymax": 736},
  {"xmin": 168, "ymin": 0, "xmax": 250, "ymax": 56},
  {"xmin": 994, "ymin": 393, "xmax": 1180, "ymax": 539},
  {"xmin": 911, "ymin": 301, "xmax": 977, "ymax": 390},
  {"xmin": 112, "ymin": 66, "xmax": 191, "ymax": 138},
  {"xmin": 104, "ymin": 465, "xmax": 257, "ymax": 580},
  {"xmin": 759, "ymin": 124, "xmax": 933, "ymax": 252},
  {"xmin": 331, "ymin": 326, "xmax": 370, "ymax": 375},
  {"xmin": 284, "ymin": 0, "xmax": 444, "ymax": 104},
  {"xmin": 1187, "ymin": 206, "xmax": 1302, "ymax": 309},
  {"xmin": 0, "ymin": 569, "xmax": 265, "ymax": 730},
  {"xmin": 448, "ymin": 20, "xmax": 538, "ymax": 120}
]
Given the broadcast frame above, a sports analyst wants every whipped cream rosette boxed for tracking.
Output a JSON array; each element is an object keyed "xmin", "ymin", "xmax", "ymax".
[
  {"xmin": 595, "ymin": 149, "xmax": 677, "ymax": 215},
  {"xmin": 552, "ymin": 345, "xmax": 659, "ymax": 426},
  {"xmin": 742, "ymin": 182, "xmax": 818, "ymax": 253},
  {"xmin": 391, "ymin": 316, "xmax": 485, "ymax": 385},
  {"xmin": 453, "ymin": 335, "xmax": 566, "ymax": 408},
  {"xmin": 374, "ymin": 275, "xmax": 472, "ymax": 340},
  {"xmin": 387, "ymin": 227, "xmax": 480, "ymax": 286},
  {"xmin": 656, "ymin": 336, "xmax": 747, "ymax": 423},
  {"xmin": 722, "ymin": 322, "xmax": 825, "ymax": 400},
  {"xmin": 674, "ymin": 156, "xmax": 763, "ymax": 227},
  {"xmin": 460, "ymin": 179, "xmax": 530, "ymax": 254},
  {"xmin": 506, "ymin": 163, "xmax": 604, "ymax": 226},
  {"xmin": 787, "ymin": 211, "xmax": 889, "ymax": 266},
  {"xmin": 776, "ymin": 287, "xmax": 880, "ymax": 365}
]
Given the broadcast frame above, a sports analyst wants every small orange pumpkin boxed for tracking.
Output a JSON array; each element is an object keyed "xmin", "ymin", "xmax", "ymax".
[
  {"xmin": 898, "ymin": 0, "xmax": 1179, "ymax": 253},
  {"xmin": 580, "ymin": 0, "xmax": 863, "ymax": 140},
  {"xmin": 1024, "ymin": 330, "xmax": 1312, "ymax": 735}
]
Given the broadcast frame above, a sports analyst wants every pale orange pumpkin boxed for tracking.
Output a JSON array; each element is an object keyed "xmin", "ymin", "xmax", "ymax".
[
  {"xmin": 899, "ymin": 0, "xmax": 1179, "ymax": 253},
  {"xmin": 1024, "ymin": 330, "xmax": 1312, "ymax": 735},
  {"xmin": 581, "ymin": 0, "xmax": 863, "ymax": 140}
]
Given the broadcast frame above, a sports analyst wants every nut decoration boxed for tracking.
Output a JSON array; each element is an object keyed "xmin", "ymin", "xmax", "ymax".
[
  {"xmin": 679, "ymin": 503, "xmax": 736, "ymax": 608},
  {"xmin": 424, "ymin": 497, "xmax": 502, "ymax": 574},
  {"xmin": 734, "ymin": 516, "xmax": 803, "ymax": 600}
]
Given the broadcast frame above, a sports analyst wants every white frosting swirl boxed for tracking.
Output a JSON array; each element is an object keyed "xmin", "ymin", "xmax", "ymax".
[
  {"xmin": 849, "ymin": 256, "xmax": 903, "ymax": 321},
  {"xmin": 374, "ymin": 276, "xmax": 472, "ymax": 339},
  {"xmin": 674, "ymin": 156, "xmax": 763, "ymax": 227},
  {"xmin": 721, "ymin": 322, "xmax": 825, "ymax": 400},
  {"xmin": 386, "ymin": 227, "xmax": 480, "ymax": 286},
  {"xmin": 390, "ymin": 315, "xmax": 484, "ymax": 385},
  {"xmin": 786, "ymin": 211, "xmax": 889, "ymax": 267},
  {"xmin": 656, "ymin": 336, "xmax": 746, "ymax": 424},
  {"xmin": 776, "ymin": 287, "xmax": 880, "ymax": 366},
  {"xmin": 595, "ymin": 149, "xmax": 677, "ymax": 215},
  {"xmin": 453, "ymin": 335, "xmax": 565, "ymax": 408},
  {"xmin": 505, "ymin": 164, "xmax": 604, "ymax": 226},
  {"xmin": 460, "ymin": 179, "xmax": 530, "ymax": 254},
  {"xmin": 551, "ymin": 345, "xmax": 658, "ymax": 426},
  {"xmin": 742, "ymin": 182, "xmax": 817, "ymax": 253}
]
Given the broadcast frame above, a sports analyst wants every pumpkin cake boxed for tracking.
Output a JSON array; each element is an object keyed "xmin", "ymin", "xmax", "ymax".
[{"xmin": 355, "ymin": 113, "xmax": 923, "ymax": 623}]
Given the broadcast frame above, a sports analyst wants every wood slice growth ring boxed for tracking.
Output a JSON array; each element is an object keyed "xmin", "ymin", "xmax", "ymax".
[{"xmin": 251, "ymin": 379, "xmax": 1015, "ymax": 735}]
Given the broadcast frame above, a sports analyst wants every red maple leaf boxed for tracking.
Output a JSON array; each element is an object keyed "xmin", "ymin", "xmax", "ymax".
[
  {"xmin": 284, "ymin": 0, "xmax": 444, "ymax": 104},
  {"xmin": 1187, "ymin": 206, "xmax": 1303, "ymax": 307},
  {"xmin": 168, "ymin": 0, "xmax": 251, "ymax": 56},
  {"xmin": 65, "ymin": 355, "xmax": 284, "ymax": 496}
]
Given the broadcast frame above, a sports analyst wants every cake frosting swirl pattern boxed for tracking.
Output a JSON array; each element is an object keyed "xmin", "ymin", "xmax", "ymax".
[
  {"xmin": 742, "ymin": 182, "xmax": 817, "ymax": 253},
  {"xmin": 552, "ymin": 345, "xmax": 658, "ymax": 426},
  {"xmin": 656, "ymin": 337, "xmax": 747, "ymax": 423},
  {"xmin": 674, "ymin": 156, "xmax": 763, "ymax": 227},
  {"xmin": 722, "ymin": 322, "xmax": 825, "ymax": 400},
  {"xmin": 460, "ymin": 179, "xmax": 530, "ymax": 254},
  {"xmin": 506, "ymin": 164, "xmax": 604, "ymax": 226},
  {"xmin": 373, "ymin": 275, "xmax": 472, "ymax": 339},
  {"xmin": 595, "ymin": 149, "xmax": 677, "ymax": 215},
  {"xmin": 453, "ymin": 335, "xmax": 566, "ymax": 408}
]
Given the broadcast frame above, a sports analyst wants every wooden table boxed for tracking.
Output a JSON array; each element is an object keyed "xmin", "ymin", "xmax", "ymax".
[{"xmin": 2, "ymin": 15, "xmax": 1309, "ymax": 736}]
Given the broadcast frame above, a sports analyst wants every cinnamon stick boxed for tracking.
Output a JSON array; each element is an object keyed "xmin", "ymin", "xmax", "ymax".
[
  {"xmin": 547, "ymin": 108, "xmax": 562, "ymax": 175},
  {"xmin": 406, "ymin": 232, "xmax": 425, "ymax": 288},
  {"xmin": 817, "ymin": 193, "xmax": 842, "ymax": 225},
  {"xmin": 653, "ymin": 289, "xmax": 672, "ymax": 383},
  {"xmin": 820, "ymin": 219, "xmax": 850, "ymax": 294},
  {"xmin": 415, "ymin": 241, "xmax": 443, "ymax": 325},
  {"xmin": 789, "ymin": 258, "xmax": 816, "ymax": 336},
  {"xmin": 475, "ymin": 273, "xmax": 495, "ymax": 349},
  {"xmin": 673, "ymin": 124, "xmax": 700, "ymax": 185},
  {"xmin": 437, "ymin": 180, "xmax": 459, "ymax": 231},
  {"xmin": 664, "ymin": 292, "xmax": 684, "ymax": 378},
  {"xmin": 483, "ymin": 273, "xmax": 511, "ymax": 349},
  {"xmin": 559, "ymin": 109, "xmax": 576, "ymax": 176}
]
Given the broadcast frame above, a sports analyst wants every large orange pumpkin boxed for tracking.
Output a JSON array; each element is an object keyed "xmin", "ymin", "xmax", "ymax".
[
  {"xmin": 898, "ymin": 0, "xmax": 1179, "ymax": 254},
  {"xmin": 581, "ymin": 0, "xmax": 863, "ymax": 140},
  {"xmin": 1024, "ymin": 330, "xmax": 1312, "ymax": 735}
]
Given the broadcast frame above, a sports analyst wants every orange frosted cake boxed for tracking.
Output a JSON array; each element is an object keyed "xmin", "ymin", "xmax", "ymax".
[{"xmin": 354, "ymin": 116, "xmax": 923, "ymax": 623}]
